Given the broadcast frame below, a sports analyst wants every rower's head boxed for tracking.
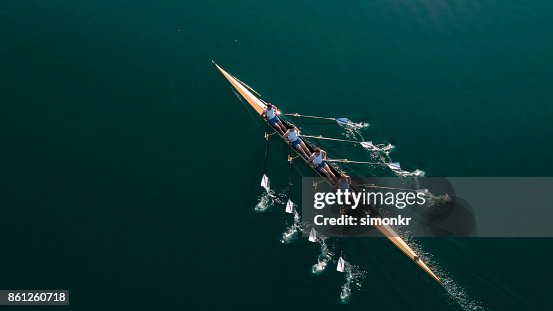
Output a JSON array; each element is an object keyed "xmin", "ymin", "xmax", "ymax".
[
  {"xmin": 288, "ymin": 125, "xmax": 296, "ymax": 131},
  {"xmin": 314, "ymin": 147, "xmax": 321, "ymax": 154},
  {"xmin": 266, "ymin": 103, "xmax": 273, "ymax": 110}
]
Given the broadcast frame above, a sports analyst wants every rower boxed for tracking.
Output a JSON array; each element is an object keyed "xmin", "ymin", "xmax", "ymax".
[
  {"xmin": 261, "ymin": 103, "xmax": 286, "ymax": 135},
  {"xmin": 283, "ymin": 125, "xmax": 310, "ymax": 159},
  {"xmin": 337, "ymin": 173, "xmax": 351, "ymax": 191},
  {"xmin": 308, "ymin": 148, "xmax": 336, "ymax": 180},
  {"xmin": 337, "ymin": 173, "xmax": 351, "ymax": 214}
]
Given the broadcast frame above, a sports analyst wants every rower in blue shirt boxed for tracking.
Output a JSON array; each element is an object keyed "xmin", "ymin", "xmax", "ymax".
[
  {"xmin": 308, "ymin": 148, "xmax": 336, "ymax": 180},
  {"xmin": 283, "ymin": 125, "xmax": 311, "ymax": 159},
  {"xmin": 261, "ymin": 103, "xmax": 286, "ymax": 135}
]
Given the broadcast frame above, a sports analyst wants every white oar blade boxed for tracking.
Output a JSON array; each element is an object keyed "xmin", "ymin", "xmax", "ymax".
[
  {"xmin": 308, "ymin": 228, "xmax": 317, "ymax": 242},
  {"xmin": 335, "ymin": 118, "xmax": 351, "ymax": 125},
  {"xmin": 260, "ymin": 174, "xmax": 270, "ymax": 192},
  {"xmin": 336, "ymin": 257, "xmax": 346, "ymax": 272},
  {"xmin": 285, "ymin": 199, "xmax": 294, "ymax": 214},
  {"xmin": 387, "ymin": 162, "xmax": 401, "ymax": 170},
  {"xmin": 360, "ymin": 141, "xmax": 375, "ymax": 149}
]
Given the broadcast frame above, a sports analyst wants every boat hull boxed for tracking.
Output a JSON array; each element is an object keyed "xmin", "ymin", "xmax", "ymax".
[{"xmin": 213, "ymin": 62, "xmax": 442, "ymax": 286}]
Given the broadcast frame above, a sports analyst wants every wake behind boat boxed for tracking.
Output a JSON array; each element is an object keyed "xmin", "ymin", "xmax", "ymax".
[{"xmin": 212, "ymin": 61, "xmax": 443, "ymax": 286}]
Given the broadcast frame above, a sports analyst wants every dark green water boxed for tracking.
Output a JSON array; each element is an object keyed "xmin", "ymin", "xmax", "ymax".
[{"xmin": 1, "ymin": 0, "xmax": 552, "ymax": 310}]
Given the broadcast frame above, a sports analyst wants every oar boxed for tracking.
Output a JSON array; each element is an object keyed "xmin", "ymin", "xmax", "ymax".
[
  {"xmin": 285, "ymin": 144, "xmax": 295, "ymax": 214},
  {"xmin": 261, "ymin": 132, "xmax": 271, "ymax": 192},
  {"xmin": 282, "ymin": 113, "xmax": 354, "ymax": 126},
  {"xmin": 302, "ymin": 135, "xmax": 375, "ymax": 150},
  {"xmin": 327, "ymin": 159, "xmax": 402, "ymax": 171},
  {"xmin": 335, "ymin": 235, "xmax": 345, "ymax": 273}
]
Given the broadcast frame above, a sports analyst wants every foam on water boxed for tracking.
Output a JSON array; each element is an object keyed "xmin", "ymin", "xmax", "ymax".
[
  {"xmin": 281, "ymin": 207, "xmax": 302, "ymax": 243},
  {"xmin": 341, "ymin": 121, "xmax": 369, "ymax": 140},
  {"xmin": 404, "ymin": 238, "xmax": 488, "ymax": 311},
  {"xmin": 374, "ymin": 143, "xmax": 395, "ymax": 155},
  {"xmin": 311, "ymin": 237, "xmax": 334, "ymax": 275},
  {"xmin": 255, "ymin": 189, "xmax": 275, "ymax": 212},
  {"xmin": 395, "ymin": 168, "xmax": 426, "ymax": 177},
  {"xmin": 338, "ymin": 261, "xmax": 367, "ymax": 304},
  {"xmin": 442, "ymin": 277, "xmax": 489, "ymax": 311},
  {"xmin": 255, "ymin": 179, "xmax": 291, "ymax": 212},
  {"xmin": 425, "ymin": 192, "xmax": 451, "ymax": 207}
]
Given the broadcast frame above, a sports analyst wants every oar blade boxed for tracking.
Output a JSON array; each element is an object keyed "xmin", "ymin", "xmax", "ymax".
[
  {"xmin": 308, "ymin": 228, "xmax": 317, "ymax": 242},
  {"xmin": 335, "ymin": 118, "xmax": 351, "ymax": 126},
  {"xmin": 360, "ymin": 141, "xmax": 375, "ymax": 149},
  {"xmin": 260, "ymin": 174, "xmax": 270, "ymax": 192},
  {"xmin": 336, "ymin": 257, "xmax": 346, "ymax": 272},
  {"xmin": 285, "ymin": 199, "xmax": 294, "ymax": 214},
  {"xmin": 387, "ymin": 162, "xmax": 401, "ymax": 170}
]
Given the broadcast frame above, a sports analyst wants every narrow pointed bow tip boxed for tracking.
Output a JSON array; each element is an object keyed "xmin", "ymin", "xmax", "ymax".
[{"xmin": 212, "ymin": 61, "xmax": 224, "ymax": 72}]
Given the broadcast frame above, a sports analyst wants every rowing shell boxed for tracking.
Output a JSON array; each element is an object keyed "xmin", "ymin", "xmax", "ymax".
[{"xmin": 213, "ymin": 61, "xmax": 443, "ymax": 286}]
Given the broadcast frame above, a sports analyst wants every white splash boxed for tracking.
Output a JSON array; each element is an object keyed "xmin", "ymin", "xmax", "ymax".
[
  {"xmin": 254, "ymin": 189, "xmax": 274, "ymax": 212},
  {"xmin": 345, "ymin": 121, "xmax": 370, "ymax": 130},
  {"xmin": 404, "ymin": 238, "xmax": 487, "ymax": 311},
  {"xmin": 425, "ymin": 193, "xmax": 451, "ymax": 207},
  {"xmin": 311, "ymin": 237, "xmax": 334, "ymax": 274},
  {"xmin": 442, "ymin": 277, "xmax": 488, "ymax": 311},
  {"xmin": 341, "ymin": 121, "xmax": 369, "ymax": 140},
  {"xmin": 280, "ymin": 207, "xmax": 302, "ymax": 243},
  {"xmin": 395, "ymin": 168, "xmax": 426, "ymax": 177},
  {"xmin": 338, "ymin": 261, "xmax": 367, "ymax": 304},
  {"xmin": 374, "ymin": 143, "xmax": 395, "ymax": 155}
]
